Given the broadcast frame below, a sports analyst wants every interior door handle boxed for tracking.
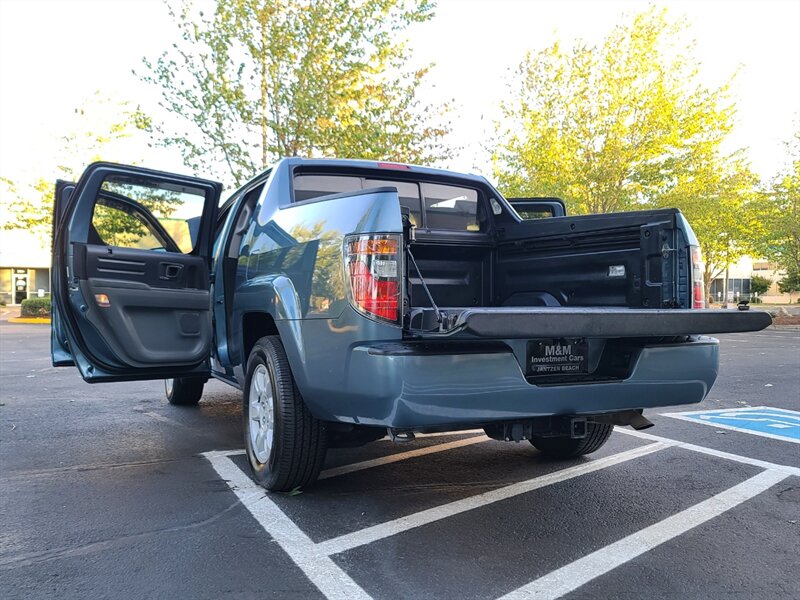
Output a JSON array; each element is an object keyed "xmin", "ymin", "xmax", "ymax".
[{"xmin": 160, "ymin": 263, "xmax": 184, "ymax": 280}]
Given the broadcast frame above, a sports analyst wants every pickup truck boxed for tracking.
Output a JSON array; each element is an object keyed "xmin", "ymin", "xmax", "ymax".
[{"xmin": 51, "ymin": 159, "xmax": 771, "ymax": 491}]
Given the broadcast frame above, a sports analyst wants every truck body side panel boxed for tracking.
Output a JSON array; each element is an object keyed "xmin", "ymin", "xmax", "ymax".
[{"xmin": 230, "ymin": 183, "xmax": 405, "ymax": 388}]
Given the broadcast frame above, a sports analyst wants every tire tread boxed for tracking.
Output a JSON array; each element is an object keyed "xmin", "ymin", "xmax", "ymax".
[{"xmin": 246, "ymin": 335, "xmax": 327, "ymax": 491}]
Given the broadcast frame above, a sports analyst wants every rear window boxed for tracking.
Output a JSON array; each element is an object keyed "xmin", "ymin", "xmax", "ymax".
[
  {"xmin": 293, "ymin": 174, "xmax": 482, "ymax": 231},
  {"xmin": 294, "ymin": 174, "xmax": 422, "ymax": 227}
]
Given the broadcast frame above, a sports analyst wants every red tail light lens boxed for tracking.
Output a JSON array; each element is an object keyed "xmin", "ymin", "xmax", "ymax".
[
  {"xmin": 345, "ymin": 234, "xmax": 402, "ymax": 323},
  {"xmin": 690, "ymin": 245, "xmax": 705, "ymax": 309}
]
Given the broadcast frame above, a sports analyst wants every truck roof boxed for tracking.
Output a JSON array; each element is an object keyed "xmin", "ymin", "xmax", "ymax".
[{"xmin": 274, "ymin": 157, "xmax": 491, "ymax": 186}]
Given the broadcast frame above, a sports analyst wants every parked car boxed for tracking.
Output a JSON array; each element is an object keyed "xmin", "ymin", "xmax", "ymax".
[{"xmin": 51, "ymin": 159, "xmax": 771, "ymax": 490}]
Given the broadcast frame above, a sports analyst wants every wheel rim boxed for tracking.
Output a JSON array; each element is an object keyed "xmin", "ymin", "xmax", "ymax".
[
  {"xmin": 165, "ymin": 378, "xmax": 174, "ymax": 397},
  {"xmin": 248, "ymin": 364, "xmax": 275, "ymax": 464}
]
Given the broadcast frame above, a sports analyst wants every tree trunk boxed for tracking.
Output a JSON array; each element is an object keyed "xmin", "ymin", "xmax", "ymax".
[{"xmin": 259, "ymin": 8, "xmax": 269, "ymax": 168}]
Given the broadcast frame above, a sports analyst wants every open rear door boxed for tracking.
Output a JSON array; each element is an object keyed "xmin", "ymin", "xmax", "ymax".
[
  {"xmin": 52, "ymin": 180, "xmax": 76, "ymax": 366},
  {"xmin": 51, "ymin": 163, "xmax": 221, "ymax": 382}
]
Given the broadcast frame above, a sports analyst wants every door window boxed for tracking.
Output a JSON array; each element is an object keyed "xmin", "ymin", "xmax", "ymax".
[{"xmin": 91, "ymin": 174, "xmax": 208, "ymax": 253}]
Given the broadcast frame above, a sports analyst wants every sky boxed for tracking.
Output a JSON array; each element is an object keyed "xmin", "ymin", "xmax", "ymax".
[{"xmin": 1, "ymin": 0, "xmax": 799, "ymax": 193}]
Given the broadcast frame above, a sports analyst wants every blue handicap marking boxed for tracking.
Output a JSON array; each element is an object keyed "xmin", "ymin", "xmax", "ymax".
[{"xmin": 665, "ymin": 406, "xmax": 800, "ymax": 443}]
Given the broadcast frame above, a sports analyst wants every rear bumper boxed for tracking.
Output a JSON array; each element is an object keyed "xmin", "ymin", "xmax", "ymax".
[{"xmin": 334, "ymin": 337, "xmax": 719, "ymax": 429}]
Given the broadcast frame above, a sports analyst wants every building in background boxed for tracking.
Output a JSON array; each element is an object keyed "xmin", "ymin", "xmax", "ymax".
[
  {"xmin": 0, "ymin": 227, "xmax": 792, "ymax": 306},
  {"xmin": 708, "ymin": 255, "xmax": 790, "ymax": 305},
  {"xmin": 0, "ymin": 230, "xmax": 50, "ymax": 305}
]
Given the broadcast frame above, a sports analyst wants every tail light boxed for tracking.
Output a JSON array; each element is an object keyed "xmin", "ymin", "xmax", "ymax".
[
  {"xmin": 690, "ymin": 245, "xmax": 705, "ymax": 309},
  {"xmin": 344, "ymin": 234, "xmax": 403, "ymax": 324}
]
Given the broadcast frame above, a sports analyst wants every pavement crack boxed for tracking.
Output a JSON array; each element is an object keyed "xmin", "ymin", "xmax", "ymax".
[
  {"xmin": 0, "ymin": 500, "xmax": 244, "ymax": 570},
  {"xmin": 0, "ymin": 456, "xmax": 197, "ymax": 480}
]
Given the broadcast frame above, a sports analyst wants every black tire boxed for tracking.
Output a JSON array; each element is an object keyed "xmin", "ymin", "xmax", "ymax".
[
  {"xmin": 530, "ymin": 423, "xmax": 613, "ymax": 458},
  {"xmin": 243, "ymin": 336, "xmax": 327, "ymax": 491},
  {"xmin": 164, "ymin": 377, "xmax": 204, "ymax": 406}
]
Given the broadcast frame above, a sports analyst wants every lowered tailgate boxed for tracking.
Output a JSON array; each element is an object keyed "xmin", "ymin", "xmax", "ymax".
[{"xmin": 455, "ymin": 307, "xmax": 771, "ymax": 338}]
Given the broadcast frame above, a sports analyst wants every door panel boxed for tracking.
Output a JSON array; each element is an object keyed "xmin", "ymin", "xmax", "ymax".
[
  {"xmin": 51, "ymin": 163, "xmax": 221, "ymax": 382},
  {"xmin": 72, "ymin": 245, "xmax": 212, "ymax": 368}
]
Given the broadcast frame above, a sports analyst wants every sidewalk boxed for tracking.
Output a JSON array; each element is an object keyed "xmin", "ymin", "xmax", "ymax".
[{"xmin": 0, "ymin": 306, "xmax": 50, "ymax": 324}]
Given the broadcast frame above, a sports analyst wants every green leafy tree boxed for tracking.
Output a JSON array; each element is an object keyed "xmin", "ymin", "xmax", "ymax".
[
  {"xmin": 491, "ymin": 7, "xmax": 765, "ymax": 300},
  {"xmin": 658, "ymin": 151, "xmax": 765, "ymax": 301},
  {"xmin": 492, "ymin": 8, "xmax": 737, "ymax": 216},
  {"xmin": 777, "ymin": 269, "xmax": 800, "ymax": 302},
  {"xmin": 750, "ymin": 274, "xmax": 772, "ymax": 296},
  {"xmin": 139, "ymin": 0, "xmax": 452, "ymax": 187},
  {"xmin": 761, "ymin": 129, "xmax": 800, "ymax": 278},
  {"xmin": 1, "ymin": 95, "xmax": 151, "ymax": 244}
]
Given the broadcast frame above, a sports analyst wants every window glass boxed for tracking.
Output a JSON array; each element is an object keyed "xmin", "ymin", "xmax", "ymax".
[
  {"xmin": 293, "ymin": 175, "xmax": 361, "ymax": 202},
  {"xmin": 94, "ymin": 175, "xmax": 207, "ymax": 253},
  {"xmin": 363, "ymin": 179, "xmax": 421, "ymax": 227},
  {"xmin": 516, "ymin": 207, "xmax": 555, "ymax": 220},
  {"xmin": 91, "ymin": 202, "xmax": 164, "ymax": 250},
  {"xmin": 293, "ymin": 174, "xmax": 422, "ymax": 226},
  {"xmin": 422, "ymin": 183, "xmax": 480, "ymax": 231}
]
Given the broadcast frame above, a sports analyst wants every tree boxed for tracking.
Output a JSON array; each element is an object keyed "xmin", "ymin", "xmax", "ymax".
[
  {"xmin": 657, "ymin": 150, "xmax": 766, "ymax": 302},
  {"xmin": 139, "ymin": 0, "xmax": 452, "ymax": 187},
  {"xmin": 1, "ymin": 95, "xmax": 150, "ymax": 244},
  {"xmin": 750, "ymin": 274, "xmax": 772, "ymax": 296},
  {"xmin": 491, "ymin": 8, "xmax": 767, "ymax": 301},
  {"xmin": 492, "ymin": 8, "xmax": 737, "ymax": 216},
  {"xmin": 762, "ymin": 129, "xmax": 800, "ymax": 278},
  {"xmin": 777, "ymin": 270, "xmax": 800, "ymax": 302}
]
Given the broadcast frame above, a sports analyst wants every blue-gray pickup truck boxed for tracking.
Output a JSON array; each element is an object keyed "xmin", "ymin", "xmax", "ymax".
[{"xmin": 51, "ymin": 159, "xmax": 771, "ymax": 490}]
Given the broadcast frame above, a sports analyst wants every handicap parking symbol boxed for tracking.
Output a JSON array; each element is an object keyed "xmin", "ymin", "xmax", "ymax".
[{"xmin": 664, "ymin": 406, "xmax": 800, "ymax": 444}]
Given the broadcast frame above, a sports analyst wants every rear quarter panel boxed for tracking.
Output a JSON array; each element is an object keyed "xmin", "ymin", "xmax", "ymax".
[{"xmin": 231, "ymin": 180, "xmax": 405, "ymax": 417}]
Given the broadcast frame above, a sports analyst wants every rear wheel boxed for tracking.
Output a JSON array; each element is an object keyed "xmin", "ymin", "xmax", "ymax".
[
  {"xmin": 530, "ymin": 423, "xmax": 613, "ymax": 458},
  {"xmin": 164, "ymin": 377, "xmax": 204, "ymax": 406},
  {"xmin": 244, "ymin": 336, "xmax": 327, "ymax": 491}
]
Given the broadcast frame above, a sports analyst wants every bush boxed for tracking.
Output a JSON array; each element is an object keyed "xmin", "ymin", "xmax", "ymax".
[
  {"xmin": 750, "ymin": 274, "xmax": 772, "ymax": 296},
  {"xmin": 20, "ymin": 297, "xmax": 51, "ymax": 317}
]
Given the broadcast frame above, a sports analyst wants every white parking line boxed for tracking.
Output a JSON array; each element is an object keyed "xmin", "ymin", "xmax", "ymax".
[
  {"xmin": 499, "ymin": 469, "xmax": 789, "ymax": 600},
  {"xmin": 316, "ymin": 442, "xmax": 667, "ymax": 556},
  {"xmin": 319, "ymin": 435, "xmax": 488, "ymax": 480},
  {"xmin": 204, "ymin": 452, "xmax": 372, "ymax": 600},
  {"xmin": 615, "ymin": 428, "xmax": 800, "ymax": 477}
]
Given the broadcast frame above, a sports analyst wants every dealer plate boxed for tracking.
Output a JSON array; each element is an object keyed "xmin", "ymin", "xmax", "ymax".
[{"xmin": 527, "ymin": 338, "xmax": 588, "ymax": 376}]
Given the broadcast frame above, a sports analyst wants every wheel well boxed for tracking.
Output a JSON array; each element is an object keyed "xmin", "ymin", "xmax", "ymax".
[{"xmin": 242, "ymin": 312, "xmax": 279, "ymax": 361}]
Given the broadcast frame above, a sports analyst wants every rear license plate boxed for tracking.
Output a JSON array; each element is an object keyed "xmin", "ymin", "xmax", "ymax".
[{"xmin": 527, "ymin": 339, "xmax": 588, "ymax": 376}]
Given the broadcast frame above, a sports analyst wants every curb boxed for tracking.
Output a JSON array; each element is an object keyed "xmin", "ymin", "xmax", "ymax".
[{"xmin": 8, "ymin": 317, "xmax": 51, "ymax": 324}]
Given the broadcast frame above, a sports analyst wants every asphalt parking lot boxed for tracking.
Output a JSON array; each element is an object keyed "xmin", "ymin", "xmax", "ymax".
[{"xmin": 1, "ymin": 323, "xmax": 798, "ymax": 599}]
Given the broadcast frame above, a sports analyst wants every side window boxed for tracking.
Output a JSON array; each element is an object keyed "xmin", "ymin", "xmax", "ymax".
[
  {"xmin": 422, "ymin": 183, "xmax": 480, "ymax": 231},
  {"xmin": 91, "ymin": 174, "xmax": 207, "ymax": 253},
  {"xmin": 516, "ymin": 207, "xmax": 555, "ymax": 220}
]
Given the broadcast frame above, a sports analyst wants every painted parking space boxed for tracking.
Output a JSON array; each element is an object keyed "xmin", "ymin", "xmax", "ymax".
[
  {"xmin": 204, "ymin": 428, "xmax": 799, "ymax": 600},
  {"xmin": 4, "ymin": 326, "xmax": 799, "ymax": 599},
  {"xmin": 662, "ymin": 406, "xmax": 800, "ymax": 444}
]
